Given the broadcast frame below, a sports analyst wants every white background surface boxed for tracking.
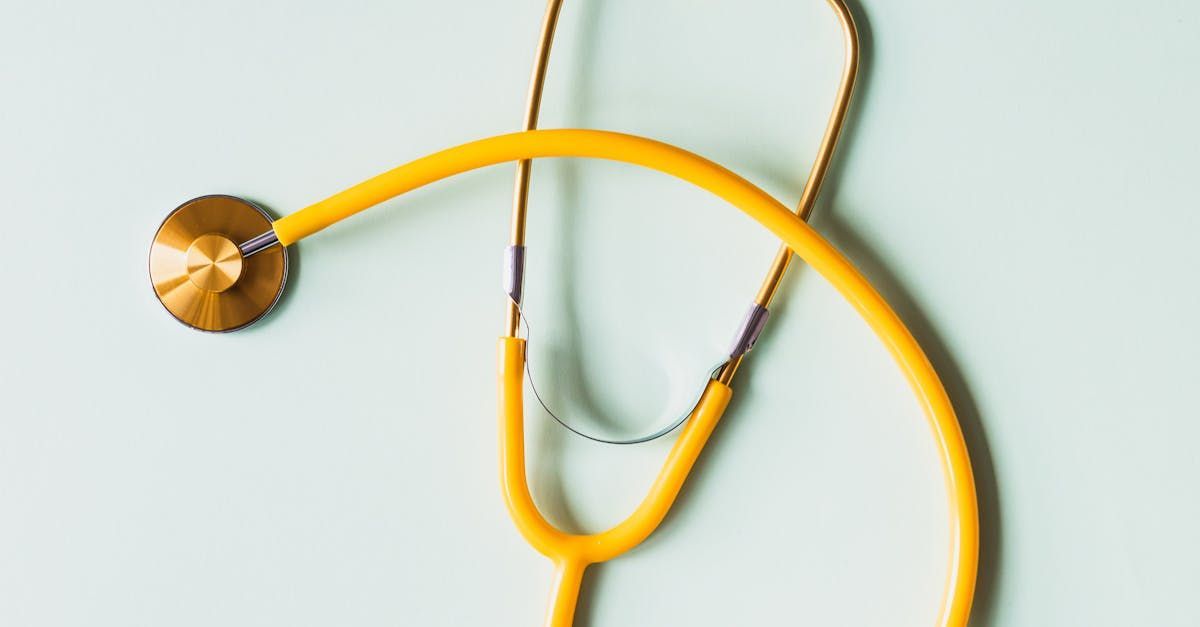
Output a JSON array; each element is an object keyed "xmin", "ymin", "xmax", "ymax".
[{"xmin": 1, "ymin": 1, "xmax": 1197, "ymax": 625}]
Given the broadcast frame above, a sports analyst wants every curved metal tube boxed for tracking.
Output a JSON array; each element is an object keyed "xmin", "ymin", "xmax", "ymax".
[
  {"xmin": 503, "ymin": 0, "xmax": 861, "ymax": 389},
  {"xmin": 506, "ymin": 0, "xmax": 565, "ymax": 336},
  {"xmin": 722, "ymin": 0, "xmax": 860, "ymax": 383}
]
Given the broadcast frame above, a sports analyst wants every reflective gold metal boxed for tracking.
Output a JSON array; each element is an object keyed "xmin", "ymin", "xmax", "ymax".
[
  {"xmin": 716, "ymin": 0, "xmax": 859, "ymax": 385},
  {"xmin": 506, "ymin": 0, "xmax": 860, "ymax": 385},
  {"xmin": 185, "ymin": 234, "xmax": 243, "ymax": 292},
  {"xmin": 149, "ymin": 195, "xmax": 287, "ymax": 332},
  {"xmin": 506, "ymin": 0, "xmax": 565, "ymax": 337}
]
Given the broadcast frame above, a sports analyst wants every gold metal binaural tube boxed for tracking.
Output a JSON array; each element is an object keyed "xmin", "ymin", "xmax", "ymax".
[
  {"xmin": 505, "ymin": 0, "xmax": 860, "ymax": 382},
  {"xmin": 506, "ymin": 0, "xmax": 566, "ymax": 338},
  {"xmin": 717, "ymin": 0, "xmax": 860, "ymax": 385}
]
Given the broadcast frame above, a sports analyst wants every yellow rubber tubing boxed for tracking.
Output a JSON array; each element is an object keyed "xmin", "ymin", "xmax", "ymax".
[
  {"xmin": 500, "ymin": 339, "xmax": 733, "ymax": 626},
  {"xmin": 271, "ymin": 129, "xmax": 978, "ymax": 626}
]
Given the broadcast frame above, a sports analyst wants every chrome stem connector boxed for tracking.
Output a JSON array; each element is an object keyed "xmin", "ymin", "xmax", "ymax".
[
  {"xmin": 728, "ymin": 303, "xmax": 770, "ymax": 359},
  {"xmin": 239, "ymin": 230, "xmax": 280, "ymax": 258}
]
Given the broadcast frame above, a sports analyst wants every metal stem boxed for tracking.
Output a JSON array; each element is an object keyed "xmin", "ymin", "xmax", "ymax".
[{"xmin": 238, "ymin": 230, "xmax": 280, "ymax": 258}]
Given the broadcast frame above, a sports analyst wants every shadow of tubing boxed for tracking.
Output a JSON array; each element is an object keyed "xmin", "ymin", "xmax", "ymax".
[{"xmin": 268, "ymin": 128, "xmax": 980, "ymax": 627}]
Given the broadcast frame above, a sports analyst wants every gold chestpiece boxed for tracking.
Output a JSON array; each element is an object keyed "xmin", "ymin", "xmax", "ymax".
[
  {"xmin": 148, "ymin": 195, "xmax": 287, "ymax": 332},
  {"xmin": 185, "ymin": 234, "xmax": 244, "ymax": 293}
]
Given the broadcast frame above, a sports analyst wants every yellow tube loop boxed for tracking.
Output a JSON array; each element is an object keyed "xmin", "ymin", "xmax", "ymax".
[
  {"xmin": 500, "ymin": 338, "xmax": 732, "ymax": 626},
  {"xmin": 271, "ymin": 129, "xmax": 978, "ymax": 627},
  {"xmin": 500, "ymin": 337, "xmax": 732, "ymax": 564}
]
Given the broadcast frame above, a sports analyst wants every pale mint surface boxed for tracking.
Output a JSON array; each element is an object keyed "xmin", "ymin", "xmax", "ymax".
[{"xmin": 0, "ymin": 1, "xmax": 1196, "ymax": 625}]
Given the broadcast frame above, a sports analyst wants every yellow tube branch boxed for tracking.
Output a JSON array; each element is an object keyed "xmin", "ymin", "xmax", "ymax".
[{"xmin": 271, "ymin": 129, "xmax": 977, "ymax": 627}]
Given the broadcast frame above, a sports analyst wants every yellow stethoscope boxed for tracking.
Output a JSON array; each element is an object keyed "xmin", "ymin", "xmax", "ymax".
[{"xmin": 147, "ymin": 1, "xmax": 978, "ymax": 625}]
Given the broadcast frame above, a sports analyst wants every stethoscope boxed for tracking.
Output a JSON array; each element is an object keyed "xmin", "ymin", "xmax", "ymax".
[{"xmin": 147, "ymin": 1, "xmax": 979, "ymax": 625}]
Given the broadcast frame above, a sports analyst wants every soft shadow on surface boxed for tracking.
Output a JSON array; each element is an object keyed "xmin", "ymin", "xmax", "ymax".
[
  {"xmin": 815, "ymin": 4, "xmax": 1001, "ymax": 622},
  {"xmin": 662, "ymin": 3, "xmax": 1003, "ymax": 624},
  {"xmin": 528, "ymin": 1, "xmax": 1001, "ymax": 624},
  {"xmin": 524, "ymin": 0, "xmax": 619, "ymax": 618},
  {"xmin": 571, "ymin": 562, "xmax": 606, "ymax": 627},
  {"xmin": 818, "ymin": 213, "xmax": 1001, "ymax": 626},
  {"xmin": 522, "ymin": 11, "xmax": 666, "ymax": 441},
  {"xmin": 237, "ymin": 197, "xmax": 301, "ymax": 336},
  {"xmin": 526, "ymin": 0, "xmax": 609, "ymax": 538}
]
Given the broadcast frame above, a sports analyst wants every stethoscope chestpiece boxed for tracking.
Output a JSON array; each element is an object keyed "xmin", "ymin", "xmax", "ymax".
[{"xmin": 148, "ymin": 195, "xmax": 287, "ymax": 332}]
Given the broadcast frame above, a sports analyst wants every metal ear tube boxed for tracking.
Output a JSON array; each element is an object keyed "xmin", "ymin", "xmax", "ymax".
[{"xmin": 144, "ymin": 0, "xmax": 978, "ymax": 624}]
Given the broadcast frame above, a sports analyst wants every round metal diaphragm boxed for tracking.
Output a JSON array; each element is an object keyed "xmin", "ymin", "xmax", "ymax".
[{"xmin": 149, "ymin": 195, "xmax": 287, "ymax": 332}]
